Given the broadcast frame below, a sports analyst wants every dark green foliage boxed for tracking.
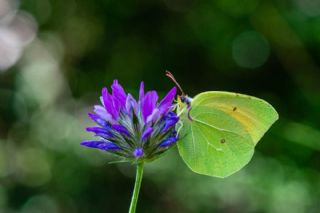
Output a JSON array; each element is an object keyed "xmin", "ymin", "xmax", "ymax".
[{"xmin": 0, "ymin": 0, "xmax": 320, "ymax": 212}]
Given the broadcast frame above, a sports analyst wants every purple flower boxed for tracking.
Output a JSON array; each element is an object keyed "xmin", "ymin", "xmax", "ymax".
[
  {"xmin": 141, "ymin": 127, "xmax": 153, "ymax": 142},
  {"xmin": 86, "ymin": 127, "xmax": 113, "ymax": 137},
  {"xmin": 81, "ymin": 80, "xmax": 179, "ymax": 161},
  {"xmin": 133, "ymin": 148, "xmax": 144, "ymax": 158},
  {"xmin": 112, "ymin": 124, "xmax": 131, "ymax": 137},
  {"xmin": 160, "ymin": 132, "xmax": 179, "ymax": 147},
  {"xmin": 80, "ymin": 140, "xmax": 121, "ymax": 151},
  {"xmin": 161, "ymin": 112, "xmax": 179, "ymax": 133}
]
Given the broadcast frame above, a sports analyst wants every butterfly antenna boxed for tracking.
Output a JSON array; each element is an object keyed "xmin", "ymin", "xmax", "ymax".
[{"xmin": 165, "ymin": 70, "xmax": 185, "ymax": 95}]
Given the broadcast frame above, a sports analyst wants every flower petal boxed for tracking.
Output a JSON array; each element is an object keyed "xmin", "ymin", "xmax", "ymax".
[
  {"xmin": 93, "ymin": 105, "xmax": 114, "ymax": 123},
  {"xmin": 161, "ymin": 112, "xmax": 179, "ymax": 132},
  {"xmin": 146, "ymin": 108, "xmax": 160, "ymax": 124},
  {"xmin": 112, "ymin": 124, "xmax": 131, "ymax": 137},
  {"xmin": 86, "ymin": 127, "xmax": 113, "ymax": 137},
  {"xmin": 111, "ymin": 80, "xmax": 127, "ymax": 112},
  {"xmin": 95, "ymin": 133, "xmax": 112, "ymax": 140},
  {"xmin": 133, "ymin": 148, "xmax": 144, "ymax": 158},
  {"xmin": 160, "ymin": 137, "xmax": 178, "ymax": 147},
  {"xmin": 160, "ymin": 132, "xmax": 178, "ymax": 147},
  {"xmin": 88, "ymin": 113, "xmax": 108, "ymax": 127},
  {"xmin": 139, "ymin": 81, "xmax": 144, "ymax": 104},
  {"xmin": 100, "ymin": 96, "xmax": 105, "ymax": 107},
  {"xmin": 126, "ymin": 94, "xmax": 138, "ymax": 115},
  {"xmin": 141, "ymin": 127, "xmax": 153, "ymax": 142},
  {"xmin": 141, "ymin": 91, "xmax": 158, "ymax": 122},
  {"xmin": 158, "ymin": 87, "xmax": 177, "ymax": 115},
  {"xmin": 80, "ymin": 140, "xmax": 121, "ymax": 151},
  {"xmin": 102, "ymin": 88, "xmax": 118, "ymax": 119}
]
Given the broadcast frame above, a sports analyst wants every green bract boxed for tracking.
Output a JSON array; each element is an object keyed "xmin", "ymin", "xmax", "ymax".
[{"xmin": 177, "ymin": 92, "xmax": 279, "ymax": 178}]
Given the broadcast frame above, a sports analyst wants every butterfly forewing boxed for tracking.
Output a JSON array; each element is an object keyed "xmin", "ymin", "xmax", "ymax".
[{"xmin": 192, "ymin": 92, "xmax": 279, "ymax": 144}]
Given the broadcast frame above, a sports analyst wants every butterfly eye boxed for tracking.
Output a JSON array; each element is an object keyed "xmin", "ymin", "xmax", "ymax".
[
  {"xmin": 180, "ymin": 95, "xmax": 192, "ymax": 105},
  {"xmin": 180, "ymin": 96, "xmax": 186, "ymax": 102}
]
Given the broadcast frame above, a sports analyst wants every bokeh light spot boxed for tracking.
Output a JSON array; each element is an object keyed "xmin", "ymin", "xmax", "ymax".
[
  {"xmin": 270, "ymin": 181, "xmax": 311, "ymax": 213},
  {"xmin": 21, "ymin": 195, "xmax": 59, "ymax": 213},
  {"xmin": 0, "ymin": 0, "xmax": 18, "ymax": 21},
  {"xmin": 16, "ymin": 148, "xmax": 51, "ymax": 187},
  {"xmin": 0, "ymin": 10, "xmax": 37, "ymax": 71},
  {"xmin": 0, "ymin": 28, "xmax": 22, "ymax": 71},
  {"xmin": 232, "ymin": 31, "xmax": 270, "ymax": 69},
  {"xmin": 295, "ymin": 0, "xmax": 320, "ymax": 17}
]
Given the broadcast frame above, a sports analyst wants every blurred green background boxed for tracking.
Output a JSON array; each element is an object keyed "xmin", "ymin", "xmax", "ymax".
[{"xmin": 1, "ymin": 0, "xmax": 320, "ymax": 212}]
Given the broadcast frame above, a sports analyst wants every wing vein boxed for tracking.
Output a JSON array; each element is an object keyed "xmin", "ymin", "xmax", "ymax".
[
  {"xmin": 193, "ymin": 118, "xmax": 243, "ymax": 137},
  {"xmin": 190, "ymin": 124, "xmax": 196, "ymax": 159}
]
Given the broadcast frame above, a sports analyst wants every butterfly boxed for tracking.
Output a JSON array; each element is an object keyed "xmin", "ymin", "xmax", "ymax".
[{"xmin": 166, "ymin": 71, "xmax": 279, "ymax": 178}]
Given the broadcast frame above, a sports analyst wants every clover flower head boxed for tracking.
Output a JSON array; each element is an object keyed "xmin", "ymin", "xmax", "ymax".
[{"xmin": 81, "ymin": 80, "xmax": 179, "ymax": 161}]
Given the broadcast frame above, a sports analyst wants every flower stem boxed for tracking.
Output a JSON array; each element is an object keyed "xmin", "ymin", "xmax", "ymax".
[{"xmin": 129, "ymin": 162, "xmax": 144, "ymax": 213}]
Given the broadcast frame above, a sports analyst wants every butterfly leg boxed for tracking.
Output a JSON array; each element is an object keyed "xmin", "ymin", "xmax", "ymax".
[
  {"xmin": 177, "ymin": 120, "xmax": 184, "ymax": 135},
  {"xmin": 187, "ymin": 105, "xmax": 193, "ymax": 121}
]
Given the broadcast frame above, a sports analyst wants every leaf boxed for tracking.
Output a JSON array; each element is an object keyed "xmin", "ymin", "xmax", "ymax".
[{"xmin": 177, "ymin": 91, "xmax": 278, "ymax": 178}]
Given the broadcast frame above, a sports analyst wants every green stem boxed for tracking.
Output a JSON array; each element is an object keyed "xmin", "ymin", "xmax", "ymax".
[{"xmin": 129, "ymin": 162, "xmax": 144, "ymax": 213}]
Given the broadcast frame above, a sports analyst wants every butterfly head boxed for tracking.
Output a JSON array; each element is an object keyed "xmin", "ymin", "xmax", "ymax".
[
  {"xmin": 165, "ymin": 70, "xmax": 193, "ymax": 105},
  {"xmin": 166, "ymin": 70, "xmax": 193, "ymax": 121},
  {"xmin": 180, "ymin": 95, "xmax": 192, "ymax": 106}
]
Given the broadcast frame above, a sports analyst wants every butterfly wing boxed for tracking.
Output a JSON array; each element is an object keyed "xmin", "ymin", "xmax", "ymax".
[{"xmin": 177, "ymin": 91, "xmax": 278, "ymax": 178}]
